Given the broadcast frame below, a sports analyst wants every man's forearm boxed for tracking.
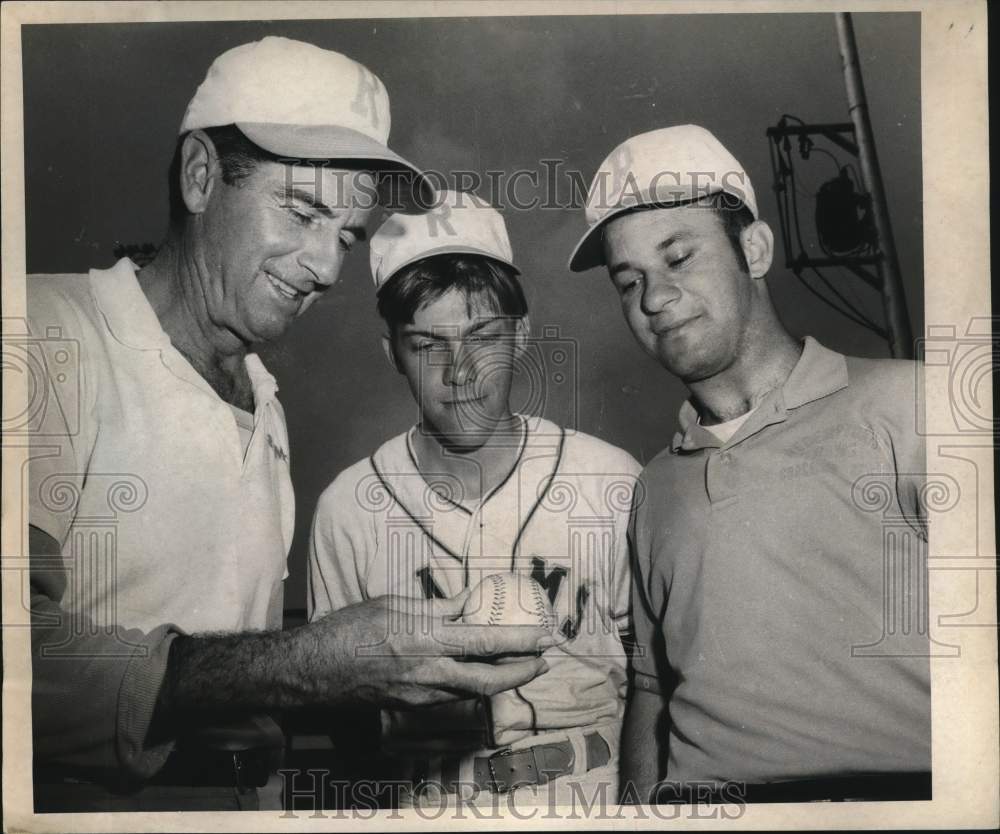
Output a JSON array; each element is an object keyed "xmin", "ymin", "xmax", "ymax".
[
  {"xmin": 160, "ymin": 594, "xmax": 552, "ymax": 715},
  {"xmin": 161, "ymin": 619, "xmax": 342, "ymax": 712},
  {"xmin": 620, "ymin": 686, "xmax": 665, "ymax": 803}
]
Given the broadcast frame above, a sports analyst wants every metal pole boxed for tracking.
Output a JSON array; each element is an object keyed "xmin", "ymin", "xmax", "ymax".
[{"xmin": 835, "ymin": 12, "xmax": 914, "ymax": 358}]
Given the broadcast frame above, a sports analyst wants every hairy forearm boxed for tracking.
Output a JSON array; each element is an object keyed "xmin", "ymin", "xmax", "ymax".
[
  {"xmin": 159, "ymin": 594, "xmax": 551, "ymax": 716},
  {"xmin": 162, "ymin": 621, "xmax": 342, "ymax": 712}
]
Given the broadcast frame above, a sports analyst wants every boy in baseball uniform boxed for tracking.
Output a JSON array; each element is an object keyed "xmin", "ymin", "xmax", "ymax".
[{"xmin": 308, "ymin": 190, "xmax": 641, "ymax": 807}]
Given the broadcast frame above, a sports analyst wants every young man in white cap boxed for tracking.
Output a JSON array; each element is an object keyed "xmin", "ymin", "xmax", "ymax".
[
  {"xmin": 569, "ymin": 125, "xmax": 929, "ymax": 803},
  {"xmin": 309, "ymin": 190, "xmax": 641, "ymax": 808},
  {"xmin": 26, "ymin": 38, "xmax": 551, "ymax": 811}
]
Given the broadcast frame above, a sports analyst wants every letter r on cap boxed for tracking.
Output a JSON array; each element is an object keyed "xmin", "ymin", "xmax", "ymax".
[{"xmin": 426, "ymin": 203, "xmax": 457, "ymax": 238}]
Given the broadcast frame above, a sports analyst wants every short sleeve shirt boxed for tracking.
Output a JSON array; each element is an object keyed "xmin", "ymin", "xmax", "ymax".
[
  {"xmin": 630, "ymin": 338, "xmax": 930, "ymax": 783},
  {"xmin": 27, "ymin": 259, "xmax": 295, "ymax": 635}
]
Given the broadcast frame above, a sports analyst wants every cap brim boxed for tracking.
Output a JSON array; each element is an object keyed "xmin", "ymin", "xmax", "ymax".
[
  {"xmin": 567, "ymin": 187, "xmax": 748, "ymax": 272},
  {"xmin": 237, "ymin": 122, "xmax": 436, "ymax": 214},
  {"xmin": 377, "ymin": 246, "xmax": 520, "ymax": 288},
  {"xmin": 567, "ymin": 203, "xmax": 645, "ymax": 273}
]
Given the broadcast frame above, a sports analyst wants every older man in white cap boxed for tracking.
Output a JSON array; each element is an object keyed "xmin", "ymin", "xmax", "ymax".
[
  {"xmin": 26, "ymin": 38, "xmax": 551, "ymax": 811},
  {"xmin": 570, "ymin": 125, "xmax": 929, "ymax": 803},
  {"xmin": 308, "ymin": 190, "xmax": 641, "ymax": 808}
]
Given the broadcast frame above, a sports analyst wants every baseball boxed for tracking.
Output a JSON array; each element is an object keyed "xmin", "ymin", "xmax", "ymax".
[{"xmin": 462, "ymin": 572, "xmax": 557, "ymax": 630}]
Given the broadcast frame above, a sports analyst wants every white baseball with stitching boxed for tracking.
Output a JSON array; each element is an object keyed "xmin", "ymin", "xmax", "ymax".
[{"xmin": 462, "ymin": 572, "xmax": 557, "ymax": 630}]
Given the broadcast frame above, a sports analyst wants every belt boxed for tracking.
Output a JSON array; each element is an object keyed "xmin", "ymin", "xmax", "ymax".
[
  {"xmin": 469, "ymin": 731, "xmax": 611, "ymax": 793},
  {"xmin": 653, "ymin": 772, "xmax": 932, "ymax": 804}
]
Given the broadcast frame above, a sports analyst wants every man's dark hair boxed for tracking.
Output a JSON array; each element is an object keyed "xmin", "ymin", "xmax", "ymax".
[
  {"xmin": 167, "ymin": 125, "xmax": 280, "ymax": 225},
  {"xmin": 167, "ymin": 124, "xmax": 382, "ymax": 226},
  {"xmin": 376, "ymin": 254, "xmax": 527, "ymax": 336}
]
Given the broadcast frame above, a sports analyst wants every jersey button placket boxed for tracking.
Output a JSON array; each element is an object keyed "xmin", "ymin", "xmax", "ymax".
[{"xmin": 706, "ymin": 448, "xmax": 735, "ymax": 503}]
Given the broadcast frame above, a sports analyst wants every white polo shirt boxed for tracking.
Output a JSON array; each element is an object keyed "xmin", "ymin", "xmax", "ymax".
[{"xmin": 28, "ymin": 258, "xmax": 294, "ymax": 776}]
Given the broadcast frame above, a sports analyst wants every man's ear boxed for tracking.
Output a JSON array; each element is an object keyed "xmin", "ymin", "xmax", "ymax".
[
  {"xmin": 515, "ymin": 315, "xmax": 531, "ymax": 352},
  {"xmin": 179, "ymin": 130, "xmax": 221, "ymax": 216},
  {"xmin": 740, "ymin": 219, "xmax": 775, "ymax": 280},
  {"xmin": 381, "ymin": 333, "xmax": 401, "ymax": 373}
]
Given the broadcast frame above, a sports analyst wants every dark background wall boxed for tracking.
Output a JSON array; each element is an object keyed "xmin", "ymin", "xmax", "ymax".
[{"xmin": 21, "ymin": 13, "xmax": 922, "ymax": 610}]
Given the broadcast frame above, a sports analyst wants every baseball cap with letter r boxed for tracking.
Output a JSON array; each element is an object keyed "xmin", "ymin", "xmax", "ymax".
[
  {"xmin": 370, "ymin": 190, "xmax": 519, "ymax": 289},
  {"xmin": 180, "ymin": 36, "xmax": 435, "ymax": 212},
  {"xmin": 568, "ymin": 124, "xmax": 758, "ymax": 271}
]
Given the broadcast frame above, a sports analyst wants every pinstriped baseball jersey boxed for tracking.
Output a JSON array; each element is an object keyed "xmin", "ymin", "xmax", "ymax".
[{"xmin": 308, "ymin": 415, "xmax": 640, "ymax": 754}]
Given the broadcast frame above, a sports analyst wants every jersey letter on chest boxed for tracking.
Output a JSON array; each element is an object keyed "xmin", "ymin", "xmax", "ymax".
[{"xmin": 415, "ymin": 565, "xmax": 447, "ymax": 600}]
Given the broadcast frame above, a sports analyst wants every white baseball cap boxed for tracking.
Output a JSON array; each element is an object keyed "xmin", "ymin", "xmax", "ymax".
[
  {"xmin": 568, "ymin": 124, "xmax": 758, "ymax": 272},
  {"xmin": 180, "ymin": 36, "xmax": 434, "ymax": 211},
  {"xmin": 370, "ymin": 190, "xmax": 518, "ymax": 288}
]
